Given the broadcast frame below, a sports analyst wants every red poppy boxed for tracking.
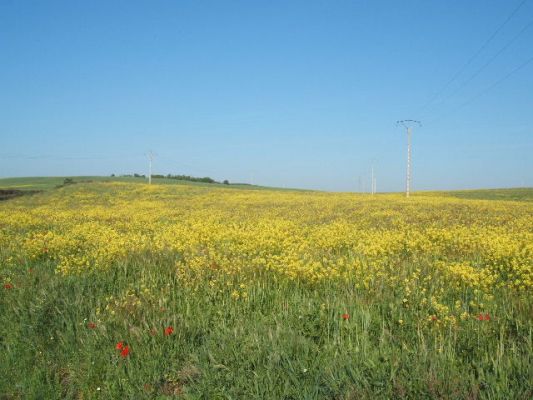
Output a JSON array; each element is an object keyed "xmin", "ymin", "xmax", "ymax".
[
  {"xmin": 3, "ymin": 283, "xmax": 13, "ymax": 289},
  {"xmin": 120, "ymin": 346, "xmax": 130, "ymax": 358},
  {"xmin": 143, "ymin": 383, "xmax": 153, "ymax": 392},
  {"xmin": 431, "ymin": 315, "xmax": 438, "ymax": 321},
  {"xmin": 164, "ymin": 326, "xmax": 174, "ymax": 336},
  {"xmin": 477, "ymin": 314, "xmax": 484, "ymax": 321},
  {"xmin": 116, "ymin": 341, "xmax": 124, "ymax": 350},
  {"xmin": 342, "ymin": 313, "xmax": 350, "ymax": 320},
  {"xmin": 87, "ymin": 322, "xmax": 97, "ymax": 329},
  {"xmin": 483, "ymin": 313, "xmax": 490, "ymax": 321}
]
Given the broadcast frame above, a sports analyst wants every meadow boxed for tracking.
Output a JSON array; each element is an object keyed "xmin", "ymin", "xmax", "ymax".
[{"xmin": 0, "ymin": 180, "xmax": 531, "ymax": 399}]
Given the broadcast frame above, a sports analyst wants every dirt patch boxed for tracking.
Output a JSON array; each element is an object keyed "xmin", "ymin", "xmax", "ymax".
[{"xmin": 0, "ymin": 189, "xmax": 41, "ymax": 201}]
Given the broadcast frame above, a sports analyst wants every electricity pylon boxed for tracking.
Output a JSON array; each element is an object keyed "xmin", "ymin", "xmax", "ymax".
[
  {"xmin": 146, "ymin": 151, "xmax": 156, "ymax": 185},
  {"xmin": 396, "ymin": 120, "xmax": 421, "ymax": 197},
  {"xmin": 371, "ymin": 160, "xmax": 377, "ymax": 195}
]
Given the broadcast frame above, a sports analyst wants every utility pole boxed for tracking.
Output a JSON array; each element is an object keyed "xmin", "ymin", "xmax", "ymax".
[
  {"xmin": 397, "ymin": 120, "xmax": 421, "ymax": 197},
  {"xmin": 371, "ymin": 165, "xmax": 375, "ymax": 195},
  {"xmin": 146, "ymin": 151, "xmax": 155, "ymax": 185},
  {"xmin": 370, "ymin": 158, "xmax": 378, "ymax": 195},
  {"xmin": 406, "ymin": 128, "xmax": 411, "ymax": 197}
]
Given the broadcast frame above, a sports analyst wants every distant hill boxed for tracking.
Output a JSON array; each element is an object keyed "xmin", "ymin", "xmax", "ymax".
[
  {"xmin": 418, "ymin": 188, "xmax": 533, "ymax": 202},
  {"xmin": 0, "ymin": 176, "xmax": 531, "ymax": 201},
  {"xmin": 0, "ymin": 176, "xmax": 285, "ymax": 192}
]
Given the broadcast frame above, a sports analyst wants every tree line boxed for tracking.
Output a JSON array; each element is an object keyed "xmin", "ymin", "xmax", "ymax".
[{"xmin": 115, "ymin": 173, "xmax": 230, "ymax": 185}]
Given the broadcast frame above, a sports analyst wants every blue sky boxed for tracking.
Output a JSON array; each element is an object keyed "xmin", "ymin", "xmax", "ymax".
[{"xmin": 1, "ymin": 0, "xmax": 532, "ymax": 191}]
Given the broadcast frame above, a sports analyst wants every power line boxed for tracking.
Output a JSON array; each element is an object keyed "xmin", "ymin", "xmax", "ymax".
[
  {"xmin": 415, "ymin": 0, "xmax": 529, "ymax": 117},
  {"xmin": 0, "ymin": 153, "xmax": 142, "ymax": 160},
  {"xmin": 0, "ymin": 152, "xmax": 221, "ymax": 177},
  {"xmin": 426, "ymin": 54, "xmax": 533, "ymax": 125},
  {"xmin": 429, "ymin": 19, "xmax": 533, "ymax": 113}
]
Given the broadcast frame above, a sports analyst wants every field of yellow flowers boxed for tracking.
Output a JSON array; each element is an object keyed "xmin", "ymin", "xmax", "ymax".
[{"xmin": 1, "ymin": 181, "xmax": 531, "ymax": 399}]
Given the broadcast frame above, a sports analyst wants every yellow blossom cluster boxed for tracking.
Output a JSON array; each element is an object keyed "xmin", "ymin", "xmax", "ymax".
[{"xmin": 0, "ymin": 182, "xmax": 531, "ymax": 327}]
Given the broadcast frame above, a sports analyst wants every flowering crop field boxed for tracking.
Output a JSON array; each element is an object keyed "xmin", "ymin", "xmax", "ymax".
[{"xmin": 1, "ymin": 181, "xmax": 532, "ymax": 399}]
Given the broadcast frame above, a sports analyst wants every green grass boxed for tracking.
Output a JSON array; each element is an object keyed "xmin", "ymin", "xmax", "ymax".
[
  {"xmin": 419, "ymin": 187, "xmax": 533, "ymax": 202},
  {"xmin": 2, "ymin": 260, "xmax": 531, "ymax": 399},
  {"xmin": 0, "ymin": 176, "xmax": 80, "ymax": 190},
  {"xmin": 0, "ymin": 176, "xmax": 298, "ymax": 192}
]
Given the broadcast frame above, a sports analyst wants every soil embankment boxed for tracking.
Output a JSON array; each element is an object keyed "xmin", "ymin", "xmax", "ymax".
[{"xmin": 0, "ymin": 189, "xmax": 41, "ymax": 201}]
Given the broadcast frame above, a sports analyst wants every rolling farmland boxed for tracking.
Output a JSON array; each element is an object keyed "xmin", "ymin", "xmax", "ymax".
[{"xmin": 1, "ymin": 180, "xmax": 532, "ymax": 398}]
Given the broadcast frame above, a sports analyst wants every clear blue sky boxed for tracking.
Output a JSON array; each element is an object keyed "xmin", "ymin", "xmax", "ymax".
[{"xmin": 1, "ymin": 0, "xmax": 532, "ymax": 191}]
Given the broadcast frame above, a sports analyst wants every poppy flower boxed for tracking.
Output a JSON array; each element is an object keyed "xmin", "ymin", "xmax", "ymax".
[
  {"xmin": 116, "ymin": 341, "xmax": 124, "ymax": 350},
  {"xmin": 143, "ymin": 383, "xmax": 153, "ymax": 392},
  {"xmin": 483, "ymin": 313, "xmax": 490, "ymax": 321},
  {"xmin": 87, "ymin": 322, "xmax": 97, "ymax": 329},
  {"xmin": 120, "ymin": 346, "xmax": 130, "ymax": 358},
  {"xmin": 3, "ymin": 283, "xmax": 13, "ymax": 289},
  {"xmin": 477, "ymin": 314, "xmax": 484, "ymax": 321},
  {"xmin": 164, "ymin": 326, "xmax": 174, "ymax": 336},
  {"xmin": 431, "ymin": 315, "xmax": 438, "ymax": 321},
  {"xmin": 342, "ymin": 313, "xmax": 350, "ymax": 320}
]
